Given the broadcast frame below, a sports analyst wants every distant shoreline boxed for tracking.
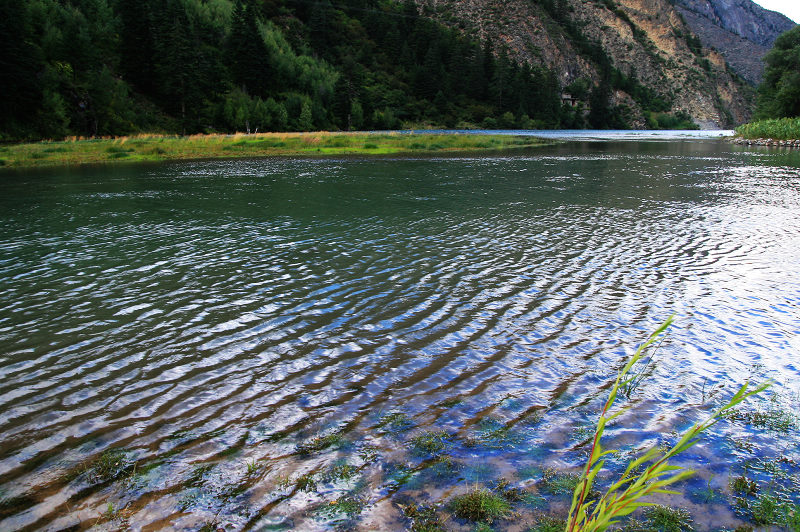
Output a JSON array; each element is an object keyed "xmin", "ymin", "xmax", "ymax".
[
  {"xmin": 0, "ymin": 132, "xmax": 552, "ymax": 169},
  {"xmin": 731, "ymin": 137, "xmax": 800, "ymax": 148},
  {"xmin": 733, "ymin": 117, "xmax": 800, "ymax": 146}
]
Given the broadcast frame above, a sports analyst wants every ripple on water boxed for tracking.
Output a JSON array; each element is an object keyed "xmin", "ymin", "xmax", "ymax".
[{"xmin": 0, "ymin": 143, "xmax": 799, "ymax": 529}]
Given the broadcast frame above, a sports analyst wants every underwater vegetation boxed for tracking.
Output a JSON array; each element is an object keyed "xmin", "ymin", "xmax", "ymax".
[{"xmin": 8, "ymin": 320, "xmax": 798, "ymax": 530}]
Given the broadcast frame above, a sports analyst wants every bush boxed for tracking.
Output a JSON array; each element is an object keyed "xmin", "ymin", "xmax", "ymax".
[{"xmin": 736, "ymin": 117, "xmax": 800, "ymax": 140}]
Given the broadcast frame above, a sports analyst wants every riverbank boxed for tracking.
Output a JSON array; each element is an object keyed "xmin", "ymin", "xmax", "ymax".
[
  {"xmin": 0, "ymin": 132, "xmax": 550, "ymax": 169},
  {"xmin": 734, "ymin": 117, "xmax": 800, "ymax": 147},
  {"xmin": 731, "ymin": 137, "xmax": 800, "ymax": 147}
]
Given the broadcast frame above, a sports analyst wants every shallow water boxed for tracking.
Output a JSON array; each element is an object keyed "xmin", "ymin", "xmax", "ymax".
[{"xmin": 1, "ymin": 138, "xmax": 799, "ymax": 530}]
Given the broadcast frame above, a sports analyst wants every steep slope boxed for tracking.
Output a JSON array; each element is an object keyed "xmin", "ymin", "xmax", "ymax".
[
  {"xmin": 421, "ymin": 0, "xmax": 756, "ymax": 127},
  {"xmin": 671, "ymin": 0, "xmax": 795, "ymax": 84}
]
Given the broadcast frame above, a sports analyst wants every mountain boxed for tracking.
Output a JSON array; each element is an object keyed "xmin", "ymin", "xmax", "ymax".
[
  {"xmin": 670, "ymin": 0, "xmax": 796, "ymax": 84},
  {"xmin": 0, "ymin": 0, "xmax": 794, "ymax": 140},
  {"xmin": 417, "ymin": 0, "xmax": 795, "ymax": 127}
]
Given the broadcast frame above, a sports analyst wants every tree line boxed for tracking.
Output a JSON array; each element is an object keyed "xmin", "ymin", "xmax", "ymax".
[{"xmin": 755, "ymin": 25, "xmax": 800, "ymax": 120}]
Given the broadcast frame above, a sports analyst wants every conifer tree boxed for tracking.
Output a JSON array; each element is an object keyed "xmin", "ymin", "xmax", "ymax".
[
  {"xmin": 227, "ymin": 0, "xmax": 271, "ymax": 96},
  {"xmin": 0, "ymin": 0, "xmax": 43, "ymax": 134},
  {"xmin": 118, "ymin": 0, "xmax": 156, "ymax": 95}
]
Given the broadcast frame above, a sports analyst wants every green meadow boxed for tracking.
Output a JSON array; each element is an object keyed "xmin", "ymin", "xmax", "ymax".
[{"xmin": 0, "ymin": 132, "xmax": 550, "ymax": 168}]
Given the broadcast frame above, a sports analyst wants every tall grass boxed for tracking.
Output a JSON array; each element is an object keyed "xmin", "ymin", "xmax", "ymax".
[
  {"xmin": 735, "ymin": 118, "xmax": 800, "ymax": 140},
  {"xmin": 566, "ymin": 316, "xmax": 769, "ymax": 532}
]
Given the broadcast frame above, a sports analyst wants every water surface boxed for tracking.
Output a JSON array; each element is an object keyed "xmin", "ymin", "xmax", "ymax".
[{"xmin": 1, "ymin": 138, "xmax": 799, "ymax": 530}]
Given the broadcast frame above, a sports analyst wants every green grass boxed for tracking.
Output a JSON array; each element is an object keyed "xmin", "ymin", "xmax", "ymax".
[
  {"xmin": 750, "ymin": 492, "xmax": 780, "ymax": 526},
  {"xmin": 318, "ymin": 494, "xmax": 364, "ymax": 518},
  {"xmin": 473, "ymin": 417, "xmax": 525, "ymax": 449},
  {"xmin": 376, "ymin": 412, "xmax": 414, "ymax": 433},
  {"xmin": 540, "ymin": 468, "xmax": 580, "ymax": 495},
  {"xmin": 449, "ymin": 487, "xmax": 512, "ymax": 523},
  {"xmin": 324, "ymin": 462, "xmax": 358, "ymax": 482},
  {"xmin": 495, "ymin": 478, "xmax": 527, "ymax": 501},
  {"xmin": 730, "ymin": 475, "xmax": 758, "ymax": 496},
  {"xmin": 409, "ymin": 430, "xmax": 451, "ymax": 455},
  {"xmin": 735, "ymin": 118, "xmax": 800, "ymax": 140},
  {"xmin": 295, "ymin": 472, "xmax": 318, "ymax": 492},
  {"xmin": 0, "ymin": 132, "xmax": 551, "ymax": 168},
  {"xmin": 723, "ymin": 406, "xmax": 797, "ymax": 432},
  {"xmin": 296, "ymin": 431, "xmax": 344, "ymax": 455},
  {"xmin": 84, "ymin": 449, "xmax": 136, "ymax": 484},
  {"xmin": 643, "ymin": 505, "xmax": 694, "ymax": 531},
  {"xmin": 528, "ymin": 515, "xmax": 567, "ymax": 532},
  {"xmin": 402, "ymin": 504, "xmax": 447, "ymax": 532}
]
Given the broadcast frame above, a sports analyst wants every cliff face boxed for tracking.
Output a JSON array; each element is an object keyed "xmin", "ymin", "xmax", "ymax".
[
  {"xmin": 418, "ymin": 0, "xmax": 791, "ymax": 127},
  {"xmin": 671, "ymin": 0, "xmax": 795, "ymax": 84}
]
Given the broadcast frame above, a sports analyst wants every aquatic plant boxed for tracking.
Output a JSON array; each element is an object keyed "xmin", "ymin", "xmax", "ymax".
[
  {"xmin": 750, "ymin": 492, "xmax": 780, "ymax": 526},
  {"xmin": 722, "ymin": 405, "xmax": 797, "ymax": 432},
  {"xmin": 495, "ymin": 478, "xmax": 528, "ymax": 501},
  {"xmin": 729, "ymin": 475, "xmax": 757, "ymax": 496},
  {"xmin": 245, "ymin": 459, "xmax": 261, "ymax": 476},
  {"xmin": 566, "ymin": 317, "xmax": 770, "ymax": 532},
  {"xmin": 357, "ymin": 444, "xmax": 380, "ymax": 463},
  {"xmin": 643, "ymin": 505, "xmax": 693, "ymax": 531},
  {"xmin": 401, "ymin": 503, "xmax": 447, "ymax": 532},
  {"xmin": 377, "ymin": 412, "xmax": 414, "ymax": 433},
  {"xmin": 85, "ymin": 449, "xmax": 136, "ymax": 484},
  {"xmin": 295, "ymin": 473, "xmax": 318, "ymax": 492},
  {"xmin": 474, "ymin": 417, "xmax": 525, "ymax": 449},
  {"xmin": 688, "ymin": 475, "xmax": 722, "ymax": 504},
  {"xmin": 528, "ymin": 515, "xmax": 567, "ymax": 532},
  {"xmin": 540, "ymin": 468, "xmax": 581, "ymax": 495},
  {"xmin": 318, "ymin": 494, "xmax": 364, "ymax": 518},
  {"xmin": 449, "ymin": 487, "xmax": 512, "ymax": 523},
  {"xmin": 619, "ymin": 335, "xmax": 663, "ymax": 399},
  {"xmin": 385, "ymin": 462, "xmax": 417, "ymax": 486},
  {"xmin": 296, "ymin": 431, "xmax": 344, "ymax": 455},
  {"xmin": 428, "ymin": 455, "xmax": 460, "ymax": 478},
  {"xmin": 410, "ymin": 430, "xmax": 451, "ymax": 455},
  {"xmin": 185, "ymin": 464, "xmax": 215, "ymax": 488},
  {"xmin": 324, "ymin": 462, "xmax": 358, "ymax": 482},
  {"xmin": 517, "ymin": 465, "xmax": 543, "ymax": 480}
]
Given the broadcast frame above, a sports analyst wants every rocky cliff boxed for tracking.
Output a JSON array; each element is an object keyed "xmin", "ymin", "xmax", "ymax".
[
  {"xmin": 417, "ymin": 0, "xmax": 792, "ymax": 127},
  {"xmin": 671, "ymin": 0, "xmax": 795, "ymax": 84}
]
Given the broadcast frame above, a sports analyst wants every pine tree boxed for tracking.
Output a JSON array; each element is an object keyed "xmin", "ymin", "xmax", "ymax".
[
  {"xmin": 227, "ymin": 0, "xmax": 271, "ymax": 96},
  {"xmin": 0, "ymin": 0, "xmax": 43, "ymax": 135},
  {"xmin": 118, "ymin": 0, "xmax": 156, "ymax": 95}
]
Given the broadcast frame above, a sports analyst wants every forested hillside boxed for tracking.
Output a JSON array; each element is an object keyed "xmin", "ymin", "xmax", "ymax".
[
  {"xmin": 2, "ymin": 0, "xmax": 723, "ymax": 141},
  {"xmin": 1, "ymin": 0, "xmax": 578, "ymax": 141}
]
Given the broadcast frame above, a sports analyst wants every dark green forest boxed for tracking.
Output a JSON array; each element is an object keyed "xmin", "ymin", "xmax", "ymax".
[
  {"xmin": 0, "ymin": 0, "xmax": 688, "ymax": 141},
  {"xmin": 756, "ymin": 25, "xmax": 800, "ymax": 120}
]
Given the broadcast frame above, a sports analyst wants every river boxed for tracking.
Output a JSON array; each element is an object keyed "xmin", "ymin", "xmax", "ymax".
[{"xmin": 1, "ymin": 133, "xmax": 799, "ymax": 530}]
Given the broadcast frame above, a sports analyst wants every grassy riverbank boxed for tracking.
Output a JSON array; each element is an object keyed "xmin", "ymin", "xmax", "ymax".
[
  {"xmin": 735, "ymin": 117, "xmax": 800, "ymax": 140},
  {"xmin": 0, "ymin": 132, "xmax": 549, "ymax": 168}
]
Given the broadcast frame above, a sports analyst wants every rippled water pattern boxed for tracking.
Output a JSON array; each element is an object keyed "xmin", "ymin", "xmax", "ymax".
[{"xmin": 1, "ymin": 140, "xmax": 799, "ymax": 530}]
